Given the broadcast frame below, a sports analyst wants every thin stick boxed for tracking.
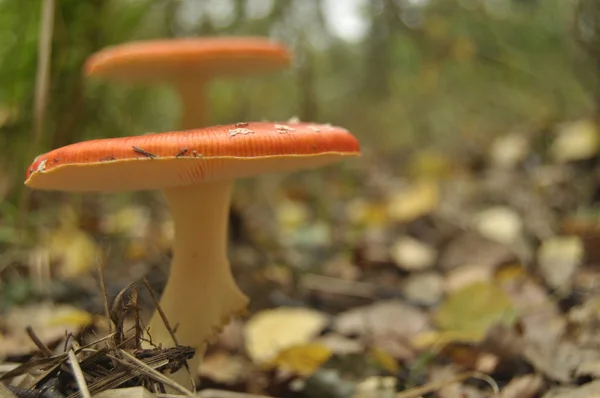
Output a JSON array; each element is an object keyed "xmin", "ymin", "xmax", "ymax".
[
  {"xmin": 141, "ymin": 278, "xmax": 197, "ymax": 390},
  {"xmin": 96, "ymin": 257, "xmax": 113, "ymax": 336},
  {"xmin": 0, "ymin": 383, "xmax": 18, "ymax": 398},
  {"xmin": 395, "ymin": 371, "xmax": 499, "ymax": 398},
  {"xmin": 194, "ymin": 390, "xmax": 276, "ymax": 398},
  {"xmin": 67, "ymin": 350, "xmax": 91, "ymax": 398},
  {"xmin": 18, "ymin": 0, "xmax": 55, "ymax": 232},
  {"xmin": 142, "ymin": 278, "xmax": 179, "ymax": 346},
  {"xmin": 117, "ymin": 350, "xmax": 194, "ymax": 396},
  {"xmin": 25, "ymin": 326, "xmax": 53, "ymax": 357}
]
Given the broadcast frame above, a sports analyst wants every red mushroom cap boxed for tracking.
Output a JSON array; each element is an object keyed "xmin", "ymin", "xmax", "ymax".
[
  {"xmin": 84, "ymin": 37, "xmax": 291, "ymax": 83},
  {"xmin": 25, "ymin": 122, "xmax": 360, "ymax": 192}
]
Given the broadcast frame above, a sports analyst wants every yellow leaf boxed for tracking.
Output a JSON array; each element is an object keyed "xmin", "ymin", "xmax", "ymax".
[
  {"xmin": 46, "ymin": 225, "xmax": 98, "ymax": 278},
  {"xmin": 267, "ymin": 343, "xmax": 332, "ymax": 376},
  {"xmin": 387, "ymin": 179, "xmax": 439, "ymax": 223},
  {"xmin": 434, "ymin": 282, "xmax": 516, "ymax": 343},
  {"xmin": 552, "ymin": 118, "xmax": 599, "ymax": 162},
  {"xmin": 346, "ymin": 198, "xmax": 389, "ymax": 227},
  {"xmin": 48, "ymin": 308, "xmax": 93, "ymax": 328},
  {"xmin": 244, "ymin": 307, "xmax": 329, "ymax": 363},
  {"xmin": 494, "ymin": 262, "xmax": 527, "ymax": 284},
  {"xmin": 369, "ymin": 347, "xmax": 400, "ymax": 374},
  {"xmin": 277, "ymin": 199, "xmax": 310, "ymax": 230}
]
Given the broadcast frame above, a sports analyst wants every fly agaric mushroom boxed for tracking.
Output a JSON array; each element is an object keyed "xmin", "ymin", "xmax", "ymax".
[
  {"xmin": 25, "ymin": 121, "xmax": 360, "ymax": 384},
  {"xmin": 84, "ymin": 37, "xmax": 291, "ymax": 129}
]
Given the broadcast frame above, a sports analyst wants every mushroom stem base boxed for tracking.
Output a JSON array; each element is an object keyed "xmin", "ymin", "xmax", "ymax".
[{"xmin": 146, "ymin": 180, "xmax": 248, "ymax": 388}]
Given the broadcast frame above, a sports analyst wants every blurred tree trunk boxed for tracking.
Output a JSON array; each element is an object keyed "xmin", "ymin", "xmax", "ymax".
[
  {"xmin": 51, "ymin": 0, "xmax": 107, "ymax": 149},
  {"xmin": 362, "ymin": 0, "xmax": 397, "ymax": 101},
  {"xmin": 297, "ymin": 43, "xmax": 318, "ymax": 121},
  {"xmin": 575, "ymin": 0, "xmax": 600, "ymax": 121}
]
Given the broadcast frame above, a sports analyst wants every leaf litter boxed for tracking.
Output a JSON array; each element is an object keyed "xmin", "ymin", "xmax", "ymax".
[{"xmin": 5, "ymin": 118, "xmax": 600, "ymax": 397}]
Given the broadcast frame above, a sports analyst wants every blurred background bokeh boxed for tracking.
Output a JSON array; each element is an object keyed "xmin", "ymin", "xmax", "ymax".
[{"xmin": 4, "ymin": 0, "xmax": 600, "ymax": 396}]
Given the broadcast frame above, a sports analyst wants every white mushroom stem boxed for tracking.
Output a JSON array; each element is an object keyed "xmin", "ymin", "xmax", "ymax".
[
  {"xmin": 176, "ymin": 78, "xmax": 209, "ymax": 129},
  {"xmin": 145, "ymin": 180, "xmax": 249, "ymax": 387}
]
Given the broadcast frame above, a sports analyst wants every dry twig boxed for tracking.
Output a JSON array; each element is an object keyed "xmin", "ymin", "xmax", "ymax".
[{"xmin": 67, "ymin": 350, "xmax": 91, "ymax": 398}]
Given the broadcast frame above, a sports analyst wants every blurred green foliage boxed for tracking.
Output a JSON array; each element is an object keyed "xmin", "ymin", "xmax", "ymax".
[{"xmin": 0, "ymin": 0, "xmax": 594, "ymax": 207}]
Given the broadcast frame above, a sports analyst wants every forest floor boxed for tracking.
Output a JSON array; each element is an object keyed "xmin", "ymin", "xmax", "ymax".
[{"xmin": 2, "ymin": 118, "xmax": 600, "ymax": 397}]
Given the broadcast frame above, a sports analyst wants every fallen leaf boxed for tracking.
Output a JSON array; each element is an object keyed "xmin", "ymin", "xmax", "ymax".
[
  {"xmin": 353, "ymin": 376, "xmax": 396, "ymax": 398},
  {"xmin": 199, "ymin": 350, "xmax": 250, "ymax": 385},
  {"xmin": 368, "ymin": 346, "xmax": 400, "ymax": 374},
  {"xmin": 277, "ymin": 198, "xmax": 310, "ymax": 230},
  {"xmin": 100, "ymin": 205, "xmax": 150, "ymax": 238},
  {"xmin": 499, "ymin": 374, "xmax": 543, "ymax": 398},
  {"xmin": 551, "ymin": 118, "xmax": 599, "ymax": 162},
  {"xmin": 244, "ymin": 307, "xmax": 329, "ymax": 363},
  {"xmin": 334, "ymin": 300, "xmax": 430, "ymax": 359},
  {"xmin": 537, "ymin": 235, "xmax": 583, "ymax": 290},
  {"xmin": 542, "ymin": 379, "xmax": 600, "ymax": 397},
  {"xmin": 267, "ymin": 343, "xmax": 332, "ymax": 377},
  {"xmin": 439, "ymin": 232, "xmax": 516, "ymax": 272},
  {"xmin": 0, "ymin": 302, "xmax": 93, "ymax": 357},
  {"xmin": 473, "ymin": 206, "xmax": 523, "ymax": 245},
  {"xmin": 433, "ymin": 282, "xmax": 516, "ymax": 343},
  {"xmin": 524, "ymin": 340, "xmax": 600, "ymax": 383},
  {"xmin": 401, "ymin": 271, "xmax": 444, "ymax": 306},
  {"xmin": 575, "ymin": 359, "xmax": 600, "ymax": 379},
  {"xmin": 345, "ymin": 198, "xmax": 389, "ymax": 227},
  {"xmin": 94, "ymin": 387, "xmax": 155, "ymax": 398},
  {"xmin": 390, "ymin": 236, "xmax": 437, "ymax": 271},
  {"xmin": 386, "ymin": 179, "xmax": 439, "ymax": 223},
  {"xmin": 490, "ymin": 132, "xmax": 530, "ymax": 169},
  {"xmin": 44, "ymin": 225, "xmax": 98, "ymax": 278},
  {"xmin": 313, "ymin": 334, "xmax": 363, "ymax": 355},
  {"xmin": 444, "ymin": 264, "xmax": 494, "ymax": 293}
]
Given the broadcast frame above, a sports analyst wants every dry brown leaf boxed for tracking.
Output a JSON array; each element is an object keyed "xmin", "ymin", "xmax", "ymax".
[
  {"xmin": 439, "ymin": 232, "xmax": 515, "ymax": 272},
  {"xmin": 0, "ymin": 303, "xmax": 92, "ymax": 357},
  {"xmin": 524, "ymin": 341, "xmax": 600, "ymax": 383},
  {"xmin": 499, "ymin": 374, "xmax": 543, "ymax": 398},
  {"xmin": 199, "ymin": 350, "xmax": 250, "ymax": 385},
  {"xmin": 94, "ymin": 387, "xmax": 155, "ymax": 398},
  {"xmin": 542, "ymin": 380, "xmax": 600, "ymax": 398},
  {"xmin": 334, "ymin": 300, "xmax": 430, "ymax": 359},
  {"xmin": 400, "ymin": 271, "xmax": 444, "ymax": 306}
]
